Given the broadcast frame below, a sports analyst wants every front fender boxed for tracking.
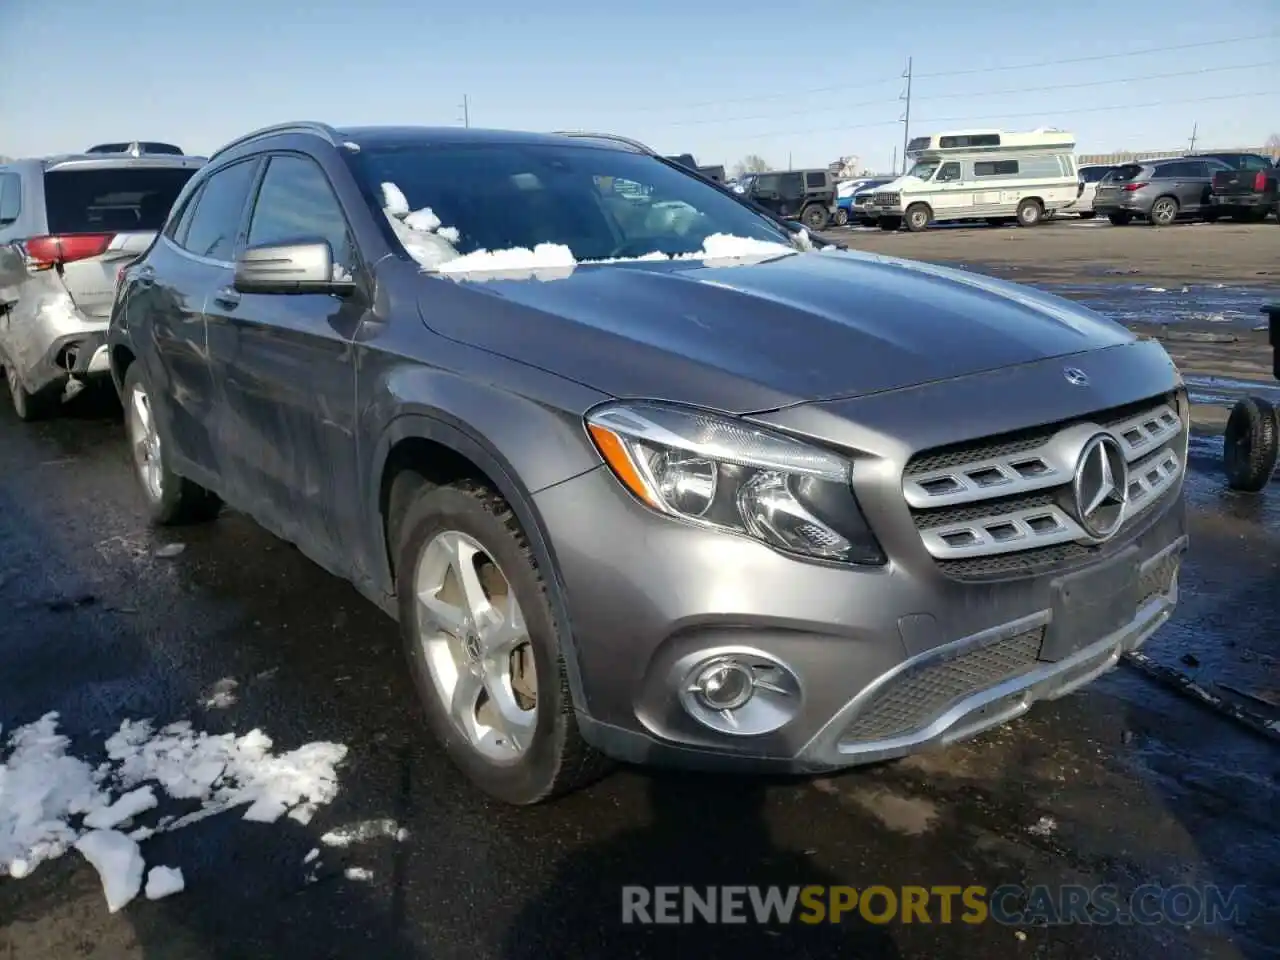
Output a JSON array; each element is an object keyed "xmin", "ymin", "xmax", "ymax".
[{"xmin": 361, "ymin": 357, "xmax": 610, "ymax": 715}]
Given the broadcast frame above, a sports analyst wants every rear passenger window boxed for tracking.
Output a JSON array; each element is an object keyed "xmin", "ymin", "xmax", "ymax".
[
  {"xmin": 246, "ymin": 155, "xmax": 355, "ymax": 274},
  {"xmin": 973, "ymin": 160, "xmax": 1018, "ymax": 177},
  {"xmin": 804, "ymin": 172, "xmax": 826, "ymax": 189},
  {"xmin": 178, "ymin": 160, "xmax": 259, "ymax": 261},
  {"xmin": 0, "ymin": 174, "xmax": 20, "ymax": 226}
]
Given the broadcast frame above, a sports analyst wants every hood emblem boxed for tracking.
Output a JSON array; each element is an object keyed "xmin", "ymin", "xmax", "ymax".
[
  {"xmin": 1063, "ymin": 367, "xmax": 1089, "ymax": 387},
  {"xmin": 1072, "ymin": 434, "xmax": 1129, "ymax": 541}
]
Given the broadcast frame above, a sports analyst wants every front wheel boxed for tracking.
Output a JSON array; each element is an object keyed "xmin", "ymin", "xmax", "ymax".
[
  {"xmin": 832, "ymin": 208, "xmax": 849, "ymax": 227},
  {"xmin": 1223, "ymin": 396, "xmax": 1278, "ymax": 493},
  {"xmin": 800, "ymin": 204, "xmax": 829, "ymax": 231},
  {"xmin": 122, "ymin": 365, "xmax": 221, "ymax": 525},
  {"xmin": 905, "ymin": 203, "xmax": 931, "ymax": 232},
  {"xmin": 1149, "ymin": 196, "xmax": 1179, "ymax": 226},
  {"xmin": 395, "ymin": 481, "xmax": 610, "ymax": 804},
  {"xmin": 1015, "ymin": 198, "xmax": 1043, "ymax": 227}
]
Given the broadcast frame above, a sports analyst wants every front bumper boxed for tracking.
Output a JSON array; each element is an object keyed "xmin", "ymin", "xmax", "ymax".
[{"xmin": 538, "ymin": 462, "xmax": 1187, "ymax": 774}]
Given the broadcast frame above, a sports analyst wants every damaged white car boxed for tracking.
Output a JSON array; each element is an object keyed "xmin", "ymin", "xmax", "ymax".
[{"xmin": 0, "ymin": 151, "xmax": 203, "ymax": 419}]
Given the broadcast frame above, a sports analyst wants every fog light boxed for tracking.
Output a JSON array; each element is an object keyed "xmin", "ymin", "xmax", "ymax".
[
  {"xmin": 675, "ymin": 648, "xmax": 804, "ymax": 737},
  {"xmin": 693, "ymin": 660, "xmax": 755, "ymax": 711}
]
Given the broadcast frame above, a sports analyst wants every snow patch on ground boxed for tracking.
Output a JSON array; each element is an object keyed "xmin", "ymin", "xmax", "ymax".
[
  {"xmin": 0, "ymin": 712, "xmax": 347, "ymax": 913},
  {"xmin": 1027, "ymin": 815, "xmax": 1057, "ymax": 837},
  {"xmin": 145, "ymin": 865, "xmax": 185, "ymax": 900},
  {"xmin": 320, "ymin": 818, "xmax": 407, "ymax": 847}
]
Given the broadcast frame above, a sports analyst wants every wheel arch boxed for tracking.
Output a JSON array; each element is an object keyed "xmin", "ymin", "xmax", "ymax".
[{"xmin": 369, "ymin": 410, "xmax": 595, "ymax": 715}]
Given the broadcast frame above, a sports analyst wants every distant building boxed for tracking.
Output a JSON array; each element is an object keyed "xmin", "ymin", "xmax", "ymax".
[{"xmin": 1079, "ymin": 145, "xmax": 1278, "ymax": 165}]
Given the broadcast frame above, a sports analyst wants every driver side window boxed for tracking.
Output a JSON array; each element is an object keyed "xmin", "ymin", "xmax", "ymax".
[
  {"xmin": 936, "ymin": 162, "xmax": 962, "ymax": 183},
  {"xmin": 246, "ymin": 154, "xmax": 355, "ymax": 277}
]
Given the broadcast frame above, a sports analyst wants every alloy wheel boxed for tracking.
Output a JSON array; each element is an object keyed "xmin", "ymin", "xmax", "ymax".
[
  {"xmin": 127, "ymin": 384, "xmax": 164, "ymax": 503},
  {"xmin": 414, "ymin": 529, "xmax": 537, "ymax": 761}
]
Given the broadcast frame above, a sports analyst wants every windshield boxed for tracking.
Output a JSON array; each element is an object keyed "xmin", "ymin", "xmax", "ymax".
[
  {"xmin": 906, "ymin": 161, "xmax": 939, "ymax": 181},
  {"xmin": 352, "ymin": 142, "xmax": 794, "ymax": 263}
]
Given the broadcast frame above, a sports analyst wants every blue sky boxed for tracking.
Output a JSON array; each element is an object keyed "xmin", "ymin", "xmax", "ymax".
[{"xmin": 1, "ymin": 0, "xmax": 1275, "ymax": 172}]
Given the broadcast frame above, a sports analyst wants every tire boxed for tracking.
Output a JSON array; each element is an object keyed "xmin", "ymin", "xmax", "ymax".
[
  {"xmin": 800, "ymin": 204, "xmax": 829, "ymax": 231},
  {"xmin": 905, "ymin": 203, "xmax": 931, "ymax": 232},
  {"xmin": 5, "ymin": 363, "xmax": 55, "ymax": 422},
  {"xmin": 1149, "ymin": 196, "xmax": 1179, "ymax": 226},
  {"xmin": 121, "ymin": 364, "xmax": 221, "ymax": 525},
  {"xmin": 878, "ymin": 216, "xmax": 901, "ymax": 232},
  {"xmin": 1015, "ymin": 198, "xmax": 1043, "ymax": 227},
  {"xmin": 395, "ymin": 480, "xmax": 610, "ymax": 804},
  {"xmin": 1078, "ymin": 211, "xmax": 1097, "ymax": 220},
  {"xmin": 832, "ymin": 208, "xmax": 849, "ymax": 227},
  {"xmin": 1108, "ymin": 212, "xmax": 1133, "ymax": 226},
  {"xmin": 1223, "ymin": 396, "xmax": 1278, "ymax": 493}
]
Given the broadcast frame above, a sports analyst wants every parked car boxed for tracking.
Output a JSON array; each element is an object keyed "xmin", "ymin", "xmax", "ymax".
[
  {"xmin": 0, "ymin": 150, "xmax": 203, "ymax": 419},
  {"xmin": 108, "ymin": 122, "xmax": 1189, "ymax": 805},
  {"xmin": 1205, "ymin": 154, "xmax": 1278, "ymax": 223},
  {"xmin": 1073, "ymin": 164, "xmax": 1117, "ymax": 218},
  {"xmin": 1092, "ymin": 156, "xmax": 1232, "ymax": 226},
  {"xmin": 832, "ymin": 178, "xmax": 892, "ymax": 226},
  {"xmin": 848, "ymin": 179, "xmax": 894, "ymax": 225},
  {"xmin": 739, "ymin": 168, "xmax": 834, "ymax": 230}
]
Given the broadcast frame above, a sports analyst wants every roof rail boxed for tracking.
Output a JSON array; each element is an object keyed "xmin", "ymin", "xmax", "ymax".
[
  {"xmin": 210, "ymin": 121, "xmax": 341, "ymax": 159},
  {"xmin": 550, "ymin": 130, "xmax": 657, "ymax": 155}
]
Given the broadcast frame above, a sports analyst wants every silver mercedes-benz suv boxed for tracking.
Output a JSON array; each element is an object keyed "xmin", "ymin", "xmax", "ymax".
[{"xmin": 106, "ymin": 123, "xmax": 1188, "ymax": 804}]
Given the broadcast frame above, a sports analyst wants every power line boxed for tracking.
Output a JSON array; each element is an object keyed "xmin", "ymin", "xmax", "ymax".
[
  {"xmin": 913, "ymin": 33, "xmax": 1277, "ymax": 78},
  {"xmin": 914, "ymin": 60, "xmax": 1277, "ymax": 102},
  {"xmin": 724, "ymin": 91, "xmax": 1269, "ymax": 143},
  {"xmin": 607, "ymin": 32, "xmax": 1273, "ymax": 117},
  {"xmin": 648, "ymin": 60, "xmax": 1274, "ymax": 129}
]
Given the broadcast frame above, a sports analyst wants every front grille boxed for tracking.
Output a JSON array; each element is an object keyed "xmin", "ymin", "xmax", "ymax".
[
  {"xmin": 903, "ymin": 392, "xmax": 1186, "ymax": 580},
  {"xmin": 873, "ymin": 191, "xmax": 900, "ymax": 206},
  {"xmin": 840, "ymin": 628, "xmax": 1045, "ymax": 744}
]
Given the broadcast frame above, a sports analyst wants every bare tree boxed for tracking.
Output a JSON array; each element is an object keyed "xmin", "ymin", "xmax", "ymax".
[{"xmin": 732, "ymin": 154, "xmax": 771, "ymax": 177}]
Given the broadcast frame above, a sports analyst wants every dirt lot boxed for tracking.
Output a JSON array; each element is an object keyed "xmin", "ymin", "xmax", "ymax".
[{"xmin": 833, "ymin": 218, "xmax": 1280, "ymax": 287}]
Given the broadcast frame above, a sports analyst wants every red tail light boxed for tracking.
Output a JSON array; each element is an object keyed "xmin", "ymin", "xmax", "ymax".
[
  {"xmin": 1255, "ymin": 171, "xmax": 1268, "ymax": 191},
  {"xmin": 1121, "ymin": 182, "xmax": 1148, "ymax": 192},
  {"xmin": 24, "ymin": 234, "xmax": 114, "ymax": 269}
]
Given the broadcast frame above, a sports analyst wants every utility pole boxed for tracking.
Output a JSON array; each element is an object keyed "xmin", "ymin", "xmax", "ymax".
[
  {"xmin": 1188, "ymin": 121, "xmax": 1198, "ymax": 154},
  {"xmin": 891, "ymin": 146, "xmax": 897, "ymax": 176},
  {"xmin": 788, "ymin": 151, "xmax": 792, "ymax": 170},
  {"xmin": 900, "ymin": 57, "xmax": 913, "ymax": 175},
  {"xmin": 459, "ymin": 95, "xmax": 470, "ymax": 128}
]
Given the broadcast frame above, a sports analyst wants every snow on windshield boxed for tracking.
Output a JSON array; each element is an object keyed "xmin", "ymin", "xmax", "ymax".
[{"xmin": 379, "ymin": 180, "xmax": 806, "ymax": 280}]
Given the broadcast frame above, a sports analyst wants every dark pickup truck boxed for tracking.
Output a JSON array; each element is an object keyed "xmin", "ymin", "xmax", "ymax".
[{"xmin": 1205, "ymin": 152, "xmax": 1278, "ymax": 222}]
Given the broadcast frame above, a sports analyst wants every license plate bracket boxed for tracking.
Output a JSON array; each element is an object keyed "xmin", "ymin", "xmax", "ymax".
[{"xmin": 1040, "ymin": 547, "xmax": 1140, "ymax": 663}]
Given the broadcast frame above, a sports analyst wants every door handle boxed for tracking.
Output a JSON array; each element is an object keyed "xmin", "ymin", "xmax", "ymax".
[{"xmin": 213, "ymin": 286, "xmax": 241, "ymax": 309}]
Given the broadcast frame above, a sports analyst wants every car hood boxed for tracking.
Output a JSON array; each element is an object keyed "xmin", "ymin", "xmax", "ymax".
[{"xmin": 417, "ymin": 247, "xmax": 1134, "ymax": 414}]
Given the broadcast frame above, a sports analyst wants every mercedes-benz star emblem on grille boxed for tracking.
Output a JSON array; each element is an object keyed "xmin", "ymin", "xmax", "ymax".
[
  {"xmin": 1072, "ymin": 434, "xmax": 1129, "ymax": 540},
  {"xmin": 1063, "ymin": 367, "xmax": 1089, "ymax": 387}
]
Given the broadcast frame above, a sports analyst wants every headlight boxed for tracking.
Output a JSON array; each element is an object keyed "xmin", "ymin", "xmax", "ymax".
[{"xmin": 585, "ymin": 401, "xmax": 885, "ymax": 564}]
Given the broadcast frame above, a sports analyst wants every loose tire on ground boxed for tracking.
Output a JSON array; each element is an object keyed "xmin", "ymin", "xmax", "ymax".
[
  {"xmin": 1109, "ymin": 212, "xmax": 1133, "ymax": 226},
  {"xmin": 1223, "ymin": 396, "xmax": 1279, "ymax": 493},
  {"xmin": 1078, "ymin": 211, "xmax": 1097, "ymax": 220},
  {"xmin": 394, "ymin": 480, "xmax": 610, "ymax": 804},
  {"xmin": 832, "ymin": 208, "xmax": 849, "ymax": 227},
  {"xmin": 878, "ymin": 216, "xmax": 901, "ymax": 231},
  {"xmin": 121, "ymin": 364, "xmax": 222, "ymax": 525}
]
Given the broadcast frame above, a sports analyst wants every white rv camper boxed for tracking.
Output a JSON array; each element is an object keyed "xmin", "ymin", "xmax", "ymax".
[{"xmin": 864, "ymin": 129, "xmax": 1080, "ymax": 231}]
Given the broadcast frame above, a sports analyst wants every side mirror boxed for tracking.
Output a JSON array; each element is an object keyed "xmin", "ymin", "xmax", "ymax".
[
  {"xmin": 233, "ymin": 240, "xmax": 356, "ymax": 296},
  {"xmin": 0, "ymin": 244, "xmax": 28, "ymax": 289}
]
